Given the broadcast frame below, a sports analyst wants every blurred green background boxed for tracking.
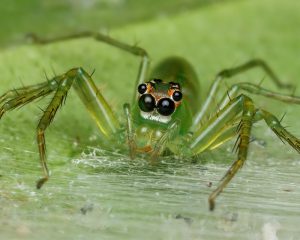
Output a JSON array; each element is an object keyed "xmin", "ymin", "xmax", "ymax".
[
  {"xmin": 0, "ymin": 0, "xmax": 300, "ymax": 239},
  {"xmin": 0, "ymin": 0, "xmax": 226, "ymax": 48}
]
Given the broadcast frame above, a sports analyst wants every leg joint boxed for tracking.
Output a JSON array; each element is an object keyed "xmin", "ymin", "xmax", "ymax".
[{"xmin": 66, "ymin": 67, "xmax": 87, "ymax": 78}]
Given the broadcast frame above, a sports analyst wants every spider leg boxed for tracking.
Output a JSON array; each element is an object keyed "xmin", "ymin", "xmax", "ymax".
[
  {"xmin": 218, "ymin": 82, "xmax": 300, "ymax": 110},
  {"xmin": 189, "ymin": 94, "xmax": 252, "ymax": 153},
  {"xmin": 27, "ymin": 32, "xmax": 150, "ymax": 104},
  {"xmin": 204, "ymin": 82, "xmax": 300, "ymax": 149},
  {"xmin": 71, "ymin": 68, "xmax": 119, "ymax": 137},
  {"xmin": 188, "ymin": 94, "xmax": 256, "ymax": 210},
  {"xmin": 189, "ymin": 91, "xmax": 300, "ymax": 210},
  {"xmin": 123, "ymin": 103, "xmax": 137, "ymax": 159},
  {"xmin": 255, "ymin": 109, "xmax": 300, "ymax": 153},
  {"xmin": 37, "ymin": 68, "xmax": 120, "ymax": 188},
  {"xmin": 206, "ymin": 122, "xmax": 240, "ymax": 151},
  {"xmin": 192, "ymin": 59, "xmax": 293, "ymax": 128},
  {"xmin": 0, "ymin": 82, "xmax": 50, "ymax": 105},
  {"xmin": 207, "ymin": 105, "xmax": 254, "ymax": 212},
  {"xmin": 0, "ymin": 80, "xmax": 60, "ymax": 187},
  {"xmin": 1, "ymin": 68, "xmax": 119, "ymax": 188},
  {"xmin": 207, "ymin": 107, "xmax": 300, "ymax": 211},
  {"xmin": 0, "ymin": 80, "xmax": 58, "ymax": 118},
  {"xmin": 150, "ymin": 120, "xmax": 180, "ymax": 162}
]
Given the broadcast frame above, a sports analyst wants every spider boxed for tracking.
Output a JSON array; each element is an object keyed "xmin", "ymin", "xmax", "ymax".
[{"xmin": 1, "ymin": 32, "xmax": 300, "ymax": 211}]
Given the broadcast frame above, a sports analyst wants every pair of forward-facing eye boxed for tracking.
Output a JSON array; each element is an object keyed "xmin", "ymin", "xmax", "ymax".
[{"xmin": 137, "ymin": 83, "xmax": 183, "ymax": 116}]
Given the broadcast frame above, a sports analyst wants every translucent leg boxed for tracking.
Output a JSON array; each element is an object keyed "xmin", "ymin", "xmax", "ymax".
[
  {"xmin": 192, "ymin": 59, "xmax": 293, "ymax": 129},
  {"xmin": 203, "ymin": 83, "xmax": 300, "ymax": 150},
  {"xmin": 188, "ymin": 94, "xmax": 255, "ymax": 210},
  {"xmin": 206, "ymin": 96, "xmax": 256, "ymax": 211},
  {"xmin": 189, "ymin": 91, "xmax": 300, "ymax": 210},
  {"xmin": 218, "ymin": 82, "xmax": 300, "ymax": 110},
  {"xmin": 150, "ymin": 120, "xmax": 180, "ymax": 161},
  {"xmin": 189, "ymin": 95, "xmax": 250, "ymax": 154},
  {"xmin": 36, "ymin": 68, "xmax": 119, "ymax": 188},
  {"xmin": 207, "ymin": 124, "xmax": 239, "ymax": 150},
  {"xmin": 1, "ymin": 67, "xmax": 119, "ymax": 188},
  {"xmin": 123, "ymin": 103, "xmax": 136, "ymax": 159},
  {"xmin": 28, "ymin": 31, "xmax": 150, "ymax": 104},
  {"xmin": 207, "ymin": 107, "xmax": 300, "ymax": 211}
]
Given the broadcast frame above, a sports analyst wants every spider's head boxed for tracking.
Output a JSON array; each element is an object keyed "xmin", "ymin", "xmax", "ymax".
[{"xmin": 137, "ymin": 79, "xmax": 183, "ymax": 123}]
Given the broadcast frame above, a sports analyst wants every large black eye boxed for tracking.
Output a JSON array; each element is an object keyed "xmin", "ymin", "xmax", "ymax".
[
  {"xmin": 172, "ymin": 91, "xmax": 182, "ymax": 101},
  {"xmin": 138, "ymin": 83, "xmax": 147, "ymax": 94},
  {"xmin": 157, "ymin": 98, "xmax": 175, "ymax": 116},
  {"xmin": 138, "ymin": 94, "xmax": 156, "ymax": 112}
]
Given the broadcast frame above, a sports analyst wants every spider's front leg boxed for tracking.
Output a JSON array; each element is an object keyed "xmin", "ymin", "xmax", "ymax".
[
  {"xmin": 28, "ymin": 32, "xmax": 153, "ymax": 161},
  {"xmin": 207, "ymin": 107, "xmax": 300, "ymax": 211},
  {"xmin": 0, "ymin": 68, "xmax": 119, "ymax": 188},
  {"xmin": 187, "ymin": 94, "xmax": 256, "ymax": 210},
  {"xmin": 123, "ymin": 103, "xmax": 137, "ymax": 159},
  {"xmin": 36, "ymin": 68, "xmax": 120, "ymax": 188},
  {"xmin": 189, "ymin": 92, "xmax": 300, "ymax": 210},
  {"xmin": 123, "ymin": 102, "xmax": 181, "ymax": 160}
]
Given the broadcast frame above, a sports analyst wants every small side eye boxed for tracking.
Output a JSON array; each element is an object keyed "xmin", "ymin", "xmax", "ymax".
[
  {"xmin": 138, "ymin": 83, "xmax": 147, "ymax": 94},
  {"xmin": 172, "ymin": 91, "xmax": 182, "ymax": 101}
]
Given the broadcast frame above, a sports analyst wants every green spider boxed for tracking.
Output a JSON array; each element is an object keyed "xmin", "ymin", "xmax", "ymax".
[{"xmin": 1, "ymin": 32, "xmax": 300, "ymax": 211}]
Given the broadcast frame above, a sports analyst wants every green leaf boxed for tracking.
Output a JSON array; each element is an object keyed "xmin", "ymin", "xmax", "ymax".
[{"xmin": 0, "ymin": 0, "xmax": 300, "ymax": 239}]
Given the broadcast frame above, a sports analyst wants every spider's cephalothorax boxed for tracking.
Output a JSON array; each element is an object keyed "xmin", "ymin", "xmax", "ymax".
[
  {"xmin": 2, "ymin": 32, "xmax": 300, "ymax": 211},
  {"xmin": 131, "ymin": 78, "xmax": 186, "ymax": 155},
  {"xmin": 137, "ymin": 79, "xmax": 182, "ymax": 123}
]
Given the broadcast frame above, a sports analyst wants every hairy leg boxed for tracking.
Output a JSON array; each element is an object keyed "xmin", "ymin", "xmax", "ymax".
[
  {"xmin": 1, "ymin": 68, "xmax": 119, "ymax": 188},
  {"xmin": 205, "ymin": 82, "xmax": 300, "ymax": 149},
  {"xmin": 192, "ymin": 59, "xmax": 293, "ymax": 129},
  {"xmin": 189, "ymin": 93, "xmax": 300, "ymax": 210},
  {"xmin": 189, "ymin": 94, "xmax": 256, "ymax": 210},
  {"xmin": 218, "ymin": 82, "xmax": 300, "ymax": 110},
  {"xmin": 28, "ymin": 31, "xmax": 150, "ymax": 104}
]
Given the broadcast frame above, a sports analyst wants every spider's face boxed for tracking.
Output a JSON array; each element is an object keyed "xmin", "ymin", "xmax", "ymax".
[{"xmin": 137, "ymin": 79, "xmax": 183, "ymax": 123}]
